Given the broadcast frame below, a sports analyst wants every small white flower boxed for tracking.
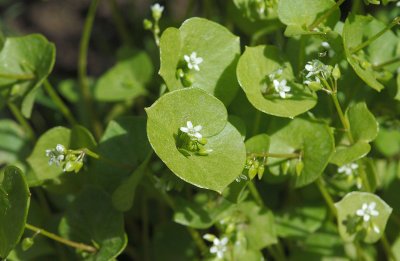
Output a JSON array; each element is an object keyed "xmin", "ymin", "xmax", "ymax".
[
  {"xmin": 273, "ymin": 79, "xmax": 291, "ymax": 98},
  {"xmin": 46, "ymin": 144, "xmax": 66, "ymax": 166},
  {"xmin": 338, "ymin": 163, "xmax": 358, "ymax": 176},
  {"xmin": 356, "ymin": 202, "xmax": 379, "ymax": 222},
  {"xmin": 268, "ymin": 68, "xmax": 283, "ymax": 81},
  {"xmin": 305, "ymin": 59, "xmax": 331, "ymax": 79},
  {"xmin": 321, "ymin": 41, "xmax": 330, "ymax": 48},
  {"xmin": 210, "ymin": 237, "xmax": 228, "ymax": 259},
  {"xmin": 397, "ymin": 1, "xmax": 400, "ymax": 7},
  {"xmin": 180, "ymin": 121, "xmax": 203, "ymax": 140},
  {"xmin": 235, "ymin": 174, "xmax": 248, "ymax": 182},
  {"xmin": 151, "ymin": 3, "xmax": 164, "ymax": 20},
  {"xmin": 56, "ymin": 144, "xmax": 65, "ymax": 153},
  {"xmin": 184, "ymin": 52, "xmax": 203, "ymax": 71}
]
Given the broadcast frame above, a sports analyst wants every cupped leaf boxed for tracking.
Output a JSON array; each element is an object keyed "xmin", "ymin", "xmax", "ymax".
[
  {"xmin": 237, "ymin": 45, "xmax": 317, "ymax": 118},
  {"xmin": 27, "ymin": 125, "xmax": 96, "ymax": 182},
  {"xmin": 346, "ymin": 102, "xmax": 379, "ymax": 143},
  {"xmin": 59, "ymin": 187, "xmax": 127, "ymax": 260},
  {"xmin": 0, "ymin": 34, "xmax": 55, "ymax": 117},
  {"xmin": 146, "ymin": 88, "xmax": 246, "ymax": 193},
  {"xmin": 0, "ymin": 166, "xmax": 30, "ymax": 259},
  {"xmin": 159, "ymin": 17, "xmax": 241, "ymax": 105},
  {"xmin": 94, "ymin": 52, "xmax": 152, "ymax": 101},
  {"xmin": 267, "ymin": 118, "xmax": 335, "ymax": 187},
  {"xmin": 335, "ymin": 192, "xmax": 392, "ymax": 243},
  {"xmin": 330, "ymin": 141, "xmax": 371, "ymax": 166},
  {"xmin": 277, "ymin": 0, "xmax": 339, "ymax": 36},
  {"xmin": 343, "ymin": 14, "xmax": 398, "ymax": 91}
]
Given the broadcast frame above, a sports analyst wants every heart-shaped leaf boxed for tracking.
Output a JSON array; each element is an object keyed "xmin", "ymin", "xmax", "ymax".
[
  {"xmin": 343, "ymin": 14, "xmax": 398, "ymax": 91},
  {"xmin": 335, "ymin": 192, "xmax": 392, "ymax": 243},
  {"xmin": 346, "ymin": 102, "xmax": 379, "ymax": 143},
  {"xmin": 146, "ymin": 88, "xmax": 246, "ymax": 193},
  {"xmin": 94, "ymin": 51, "xmax": 152, "ymax": 101},
  {"xmin": 237, "ymin": 45, "xmax": 317, "ymax": 118},
  {"xmin": 0, "ymin": 34, "xmax": 55, "ymax": 117},
  {"xmin": 59, "ymin": 187, "xmax": 127, "ymax": 260},
  {"xmin": 0, "ymin": 166, "xmax": 30, "ymax": 259},
  {"xmin": 159, "ymin": 17, "xmax": 240, "ymax": 105}
]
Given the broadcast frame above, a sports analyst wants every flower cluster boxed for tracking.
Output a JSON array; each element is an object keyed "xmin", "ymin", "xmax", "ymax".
[
  {"xmin": 184, "ymin": 52, "xmax": 203, "ymax": 72},
  {"xmin": 176, "ymin": 51, "xmax": 204, "ymax": 87},
  {"xmin": 45, "ymin": 144, "xmax": 85, "ymax": 173},
  {"xmin": 176, "ymin": 121, "xmax": 212, "ymax": 156},
  {"xmin": 244, "ymin": 156, "xmax": 265, "ymax": 180},
  {"xmin": 143, "ymin": 3, "xmax": 164, "ymax": 46},
  {"xmin": 356, "ymin": 202, "xmax": 380, "ymax": 234},
  {"xmin": 303, "ymin": 59, "xmax": 341, "ymax": 92}
]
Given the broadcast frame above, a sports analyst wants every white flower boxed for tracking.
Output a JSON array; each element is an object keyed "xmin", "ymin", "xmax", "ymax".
[
  {"xmin": 305, "ymin": 59, "xmax": 331, "ymax": 79},
  {"xmin": 338, "ymin": 163, "xmax": 358, "ymax": 176},
  {"xmin": 235, "ymin": 174, "xmax": 248, "ymax": 182},
  {"xmin": 397, "ymin": 1, "xmax": 400, "ymax": 7},
  {"xmin": 180, "ymin": 121, "xmax": 203, "ymax": 140},
  {"xmin": 273, "ymin": 79, "xmax": 291, "ymax": 98},
  {"xmin": 321, "ymin": 41, "xmax": 330, "ymax": 48},
  {"xmin": 356, "ymin": 202, "xmax": 379, "ymax": 222},
  {"xmin": 210, "ymin": 237, "xmax": 228, "ymax": 259},
  {"xmin": 151, "ymin": 3, "xmax": 164, "ymax": 20},
  {"xmin": 184, "ymin": 52, "xmax": 203, "ymax": 71},
  {"xmin": 268, "ymin": 68, "xmax": 283, "ymax": 81},
  {"xmin": 46, "ymin": 144, "xmax": 66, "ymax": 166}
]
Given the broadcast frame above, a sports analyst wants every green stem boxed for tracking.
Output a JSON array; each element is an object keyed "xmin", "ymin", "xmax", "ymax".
[
  {"xmin": 308, "ymin": 0, "xmax": 346, "ymax": 31},
  {"xmin": 372, "ymin": 56, "xmax": 400, "ymax": 70},
  {"xmin": 108, "ymin": 0, "xmax": 132, "ymax": 45},
  {"xmin": 187, "ymin": 227, "xmax": 209, "ymax": 255},
  {"xmin": 331, "ymin": 93, "xmax": 354, "ymax": 143},
  {"xmin": 141, "ymin": 195, "xmax": 150, "ymax": 261},
  {"xmin": 25, "ymin": 223, "xmax": 97, "ymax": 253},
  {"xmin": 350, "ymin": 17, "xmax": 400, "ymax": 55},
  {"xmin": 249, "ymin": 152, "xmax": 300, "ymax": 159},
  {"xmin": 247, "ymin": 181, "xmax": 264, "ymax": 206},
  {"xmin": 316, "ymin": 177, "xmax": 337, "ymax": 217},
  {"xmin": 358, "ymin": 161, "xmax": 371, "ymax": 192},
  {"xmin": 78, "ymin": 0, "xmax": 102, "ymax": 139},
  {"xmin": 381, "ymin": 234, "xmax": 396, "ymax": 261},
  {"xmin": 0, "ymin": 72, "xmax": 35, "ymax": 80},
  {"xmin": 43, "ymin": 80, "xmax": 78, "ymax": 126},
  {"xmin": 7, "ymin": 101, "xmax": 36, "ymax": 142}
]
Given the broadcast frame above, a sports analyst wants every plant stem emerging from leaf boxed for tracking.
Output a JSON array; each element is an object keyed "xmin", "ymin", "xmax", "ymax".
[
  {"xmin": 308, "ymin": 0, "xmax": 346, "ymax": 31},
  {"xmin": 25, "ymin": 223, "xmax": 97, "ymax": 253}
]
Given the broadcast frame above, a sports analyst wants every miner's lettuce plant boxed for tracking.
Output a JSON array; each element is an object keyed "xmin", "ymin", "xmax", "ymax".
[{"xmin": 1, "ymin": 0, "xmax": 400, "ymax": 260}]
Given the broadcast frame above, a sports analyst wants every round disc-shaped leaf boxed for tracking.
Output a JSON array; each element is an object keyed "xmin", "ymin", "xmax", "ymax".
[
  {"xmin": 0, "ymin": 166, "xmax": 30, "ymax": 259},
  {"xmin": 237, "ymin": 45, "xmax": 317, "ymax": 118},
  {"xmin": 0, "ymin": 34, "xmax": 55, "ymax": 117},
  {"xmin": 146, "ymin": 88, "xmax": 246, "ymax": 193},
  {"xmin": 343, "ymin": 15, "xmax": 398, "ymax": 91},
  {"xmin": 277, "ymin": 0, "xmax": 339, "ymax": 36},
  {"xmin": 267, "ymin": 118, "xmax": 335, "ymax": 187},
  {"xmin": 159, "ymin": 17, "xmax": 240, "ymax": 105},
  {"xmin": 59, "ymin": 187, "xmax": 127, "ymax": 260},
  {"xmin": 335, "ymin": 192, "xmax": 392, "ymax": 243}
]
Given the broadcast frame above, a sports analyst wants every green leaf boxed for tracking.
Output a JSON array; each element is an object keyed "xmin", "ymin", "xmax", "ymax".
[
  {"xmin": 159, "ymin": 17, "xmax": 241, "ymax": 105},
  {"xmin": 346, "ymin": 102, "xmax": 378, "ymax": 143},
  {"xmin": 396, "ymin": 73, "xmax": 400, "ymax": 101},
  {"xmin": 174, "ymin": 195, "xmax": 233, "ymax": 229},
  {"xmin": 267, "ymin": 118, "xmax": 335, "ymax": 187},
  {"xmin": 90, "ymin": 116, "xmax": 151, "ymax": 192},
  {"xmin": 59, "ymin": 187, "xmax": 127, "ymax": 260},
  {"xmin": 146, "ymin": 88, "xmax": 246, "ymax": 193},
  {"xmin": 94, "ymin": 52, "xmax": 152, "ymax": 101},
  {"xmin": 221, "ymin": 179, "xmax": 249, "ymax": 204},
  {"xmin": 0, "ymin": 34, "xmax": 55, "ymax": 117},
  {"xmin": 374, "ymin": 127, "xmax": 400, "ymax": 157},
  {"xmin": 335, "ymin": 192, "xmax": 392, "ymax": 243},
  {"xmin": 0, "ymin": 166, "xmax": 30, "ymax": 259},
  {"xmin": 276, "ymin": 204, "xmax": 327, "ymax": 238},
  {"xmin": 27, "ymin": 125, "xmax": 96, "ymax": 182},
  {"xmin": 111, "ymin": 153, "xmax": 151, "ymax": 212},
  {"xmin": 343, "ymin": 15, "xmax": 398, "ymax": 91},
  {"xmin": 237, "ymin": 45, "xmax": 317, "ymax": 118},
  {"xmin": 235, "ymin": 201, "xmax": 277, "ymax": 250},
  {"xmin": 0, "ymin": 120, "xmax": 29, "ymax": 165},
  {"xmin": 277, "ymin": 0, "xmax": 339, "ymax": 36},
  {"xmin": 245, "ymin": 134, "xmax": 270, "ymax": 154},
  {"xmin": 330, "ymin": 141, "xmax": 371, "ymax": 166}
]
